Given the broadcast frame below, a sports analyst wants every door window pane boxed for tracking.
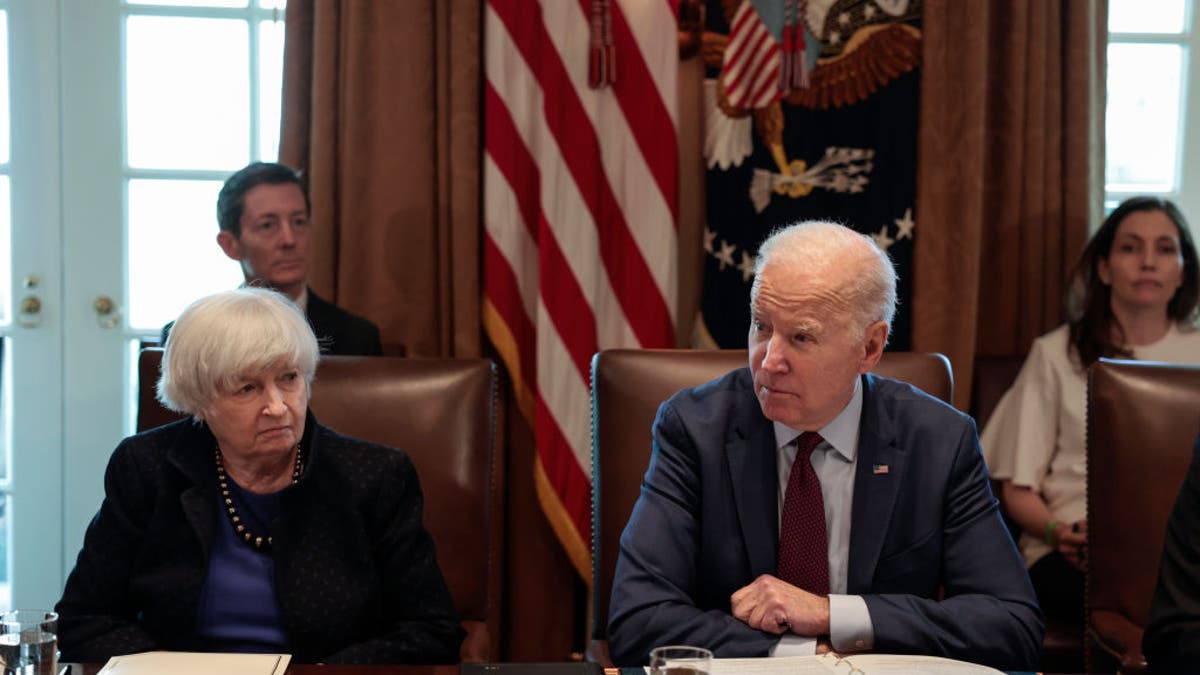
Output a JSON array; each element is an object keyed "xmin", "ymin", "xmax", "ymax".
[
  {"xmin": 1, "ymin": 337, "xmax": 10, "ymax": 609},
  {"xmin": 259, "ymin": 19, "xmax": 284, "ymax": 160},
  {"xmin": 0, "ymin": 12, "xmax": 7, "ymax": 325},
  {"xmin": 1109, "ymin": 0, "xmax": 1188, "ymax": 34},
  {"xmin": 0, "ymin": 493, "xmax": 8, "ymax": 610},
  {"xmin": 1106, "ymin": 43, "xmax": 1185, "ymax": 192},
  {"xmin": 0, "ymin": 339, "xmax": 6, "ymax": 483},
  {"xmin": 125, "ymin": 16, "xmax": 250, "ymax": 170},
  {"xmin": 126, "ymin": 0, "xmax": 250, "ymax": 7},
  {"xmin": 0, "ymin": 11, "xmax": 9, "ymax": 165},
  {"xmin": 0, "ymin": 177, "xmax": 10, "ymax": 325},
  {"xmin": 127, "ymin": 179, "xmax": 244, "ymax": 330}
]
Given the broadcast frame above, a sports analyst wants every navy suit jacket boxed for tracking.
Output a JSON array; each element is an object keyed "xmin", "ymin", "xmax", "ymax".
[
  {"xmin": 305, "ymin": 288, "xmax": 383, "ymax": 356},
  {"xmin": 607, "ymin": 368, "xmax": 1043, "ymax": 670}
]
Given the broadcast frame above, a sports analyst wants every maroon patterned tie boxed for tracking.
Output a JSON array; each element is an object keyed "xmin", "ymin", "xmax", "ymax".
[{"xmin": 777, "ymin": 432, "xmax": 830, "ymax": 595}]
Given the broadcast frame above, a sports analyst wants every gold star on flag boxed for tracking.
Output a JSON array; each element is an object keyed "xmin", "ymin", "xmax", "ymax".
[
  {"xmin": 894, "ymin": 207, "xmax": 915, "ymax": 240},
  {"xmin": 872, "ymin": 226, "xmax": 894, "ymax": 251},
  {"xmin": 715, "ymin": 240, "xmax": 736, "ymax": 270},
  {"xmin": 737, "ymin": 250, "xmax": 756, "ymax": 282}
]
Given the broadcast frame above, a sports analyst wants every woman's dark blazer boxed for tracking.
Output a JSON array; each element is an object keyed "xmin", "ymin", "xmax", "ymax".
[{"xmin": 55, "ymin": 411, "xmax": 464, "ymax": 664}]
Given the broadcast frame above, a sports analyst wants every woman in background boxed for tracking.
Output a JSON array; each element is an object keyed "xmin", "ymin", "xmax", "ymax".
[
  {"xmin": 981, "ymin": 196, "xmax": 1200, "ymax": 624},
  {"xmin": 56, "ymin": 288, "xmax": 463, "ymax": 664}
]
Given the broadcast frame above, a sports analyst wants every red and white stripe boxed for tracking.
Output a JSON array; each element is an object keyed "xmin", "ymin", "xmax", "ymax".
[
  {"xmin": 721, "ymin": 0, "xmax": 782, "ymax": 109},
  {"xmin": 484, "ymin": 0, "xmax": 678, "ymax": 580}
]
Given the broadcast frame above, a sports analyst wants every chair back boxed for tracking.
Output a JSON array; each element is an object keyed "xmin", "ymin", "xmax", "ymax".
[
  {"xmin": 971, "ymin": 351, "xmax": 1084, "ymax": 672},
  {"xmin": 970, "ymin": 354, "xmax": 1026, "ymax": 429},
  {"xmin": 588, "ymin": 348, "xmax": 953, "ymax": 648},
  {"xmin": 1086, "ymin": 358, "xmax": 1200, "ymax": 671},
  {"xmin": 137, "ymin": 349, "xmax": 504, "ymax": 661}
]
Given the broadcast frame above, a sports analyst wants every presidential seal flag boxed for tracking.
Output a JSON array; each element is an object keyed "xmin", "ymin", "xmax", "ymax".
[
  {"xmin": 699, "ymin": 0, "xmax": 921, "ymax": 350},
  {"xmin": 484, "ymin": 0, "xmax": 679, "ymax": 581}
]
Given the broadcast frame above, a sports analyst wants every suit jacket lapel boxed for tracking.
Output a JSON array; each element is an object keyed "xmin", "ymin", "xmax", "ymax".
[
  {"xmin": 847, "ymin": 373, "xmax": 903, "ymax": 593},
  {"xmin": 167, "ymin": 423, "xmax": 217, "ymax": 558},
  {"xmin": 727, "ymin": 391, "xmax": 779, "ymax": 578}
]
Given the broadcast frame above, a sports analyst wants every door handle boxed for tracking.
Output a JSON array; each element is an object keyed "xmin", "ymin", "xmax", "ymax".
[
  {"xmin": 93, "ymin": 295, "xmax": 121, "ymax": 329},
  {"xmin": 17, "ymin": 295, "xmax": 42, "ymax": 328}
]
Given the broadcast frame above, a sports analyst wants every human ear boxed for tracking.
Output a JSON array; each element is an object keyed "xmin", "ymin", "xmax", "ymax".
[
  {"xmin": 217, "ymin": 231, "xmax": 244, "ymax": 261},
  {"xmin": 859, "ymin": 320, "xmax": 888, "ymax": 373}
]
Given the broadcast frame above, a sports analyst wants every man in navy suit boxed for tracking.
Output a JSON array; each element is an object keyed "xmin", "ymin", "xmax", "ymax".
[{"xmin": 607, "ymin": 222, "xmax": 1042, "ymax": 670}]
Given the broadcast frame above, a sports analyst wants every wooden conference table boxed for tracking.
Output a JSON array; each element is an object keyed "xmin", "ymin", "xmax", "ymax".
[
  {"xmin": 66, "ymin": 665, "xmax": 462, "ymax": 675},
  {"xmin": 66, "ymin": 662, "xmax": 1072, "ymax": 675}
]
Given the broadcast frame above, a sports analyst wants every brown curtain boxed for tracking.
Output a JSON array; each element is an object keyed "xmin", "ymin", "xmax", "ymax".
[
  {"xmin": 279, "ymin": 2, "xmax": 585, "ymax": 661},
  {"xmin": 279, "ymin": 0, "xmax": 481, "ymax": 358},
  {"xmin": 914, "ymin": 0, "xmax": 1106, "ymax": 410}
]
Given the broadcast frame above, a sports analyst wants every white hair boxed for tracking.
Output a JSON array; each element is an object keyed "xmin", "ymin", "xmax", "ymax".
[
  {"xmin": 753, "ymin": 220, "xmax": 898, "ymax": 330},
  {"xmin": 157, "ymin": 287, "xmax": 319, "ymax": 417}
]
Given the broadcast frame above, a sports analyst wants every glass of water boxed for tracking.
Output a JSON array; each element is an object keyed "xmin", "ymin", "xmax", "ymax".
[
  {"xmin": 649, "ymin": 645, "xmax": 712, "ymax": 675},
  {"xmin": 0, "ymin": 610, "xmax": 57, "ymax": 675}
]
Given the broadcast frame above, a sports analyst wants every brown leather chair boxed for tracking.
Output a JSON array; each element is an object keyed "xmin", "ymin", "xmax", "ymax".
[
  {"xmin": 1085, "ymin": 358, "xmax": 1200, "ymax": 674},
  {"xmin": 971, "ymin": 353, "xmax": 1085, "ymax": 673},
  {"xmin": 137, "ymin": 348, "xmax": 504, "ymax": 662},
  {"xmin": 588, "ymin": 349, "xmax": 953, "ymax": 664}
]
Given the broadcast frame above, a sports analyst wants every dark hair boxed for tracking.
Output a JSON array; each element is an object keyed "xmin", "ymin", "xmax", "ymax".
[
  {"xmin": 216, "ymin": 162, "xmax": 311, "ymax": 237},
  {"xmin": 1067, "ymin": 196, "xmax": 1199, "ymax": 367}
]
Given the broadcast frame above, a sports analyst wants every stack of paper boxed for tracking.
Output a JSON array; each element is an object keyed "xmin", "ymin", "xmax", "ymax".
[{"xmin": 97, "ymin": 652, "xmax": 291, "ymax": 675}]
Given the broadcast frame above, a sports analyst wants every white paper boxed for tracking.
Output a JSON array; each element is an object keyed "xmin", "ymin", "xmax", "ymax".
[
  {"xmin": 97, "ymin": 651, "xmax": 291, "ymax": 675},
  {"xmin": 708, "ymin": 654, "xmax": 841, "ymax": 675}
]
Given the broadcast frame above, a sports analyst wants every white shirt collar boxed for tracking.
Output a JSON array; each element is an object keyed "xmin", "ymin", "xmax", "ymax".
[{"xmin": 772, "ymin": 376, "xmax": 864, "ymax": 463}]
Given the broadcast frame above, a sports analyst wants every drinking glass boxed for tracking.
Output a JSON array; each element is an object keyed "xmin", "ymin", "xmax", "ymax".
[
  {"xmin": 0, "ymin": 610, "xmax": 58, "ymax": 675},
  {"xmin": 649, "ymin": 645, "xmax": 712, "ymax": 675}
]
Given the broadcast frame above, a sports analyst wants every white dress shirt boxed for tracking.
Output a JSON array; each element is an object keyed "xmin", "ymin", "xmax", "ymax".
[{"xmin": 769, "ymin": 377, "xmax": 875, "ymax": 655}]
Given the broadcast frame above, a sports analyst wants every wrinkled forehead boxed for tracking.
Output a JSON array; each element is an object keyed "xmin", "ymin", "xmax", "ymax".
[
  {"xmin": 237, "ymin": 356, "xmax": 296, "ymax": 378},
  {"xmin": 215, "ymin": 356, "xmax": 303, "ymax": 392},
  {"xmin": 752, "ymin": 259, "xmax": 851, "ymax": 303},
  {"xmin": 751, "ymin": 262, "xmax": 855, "ymax": 325}
]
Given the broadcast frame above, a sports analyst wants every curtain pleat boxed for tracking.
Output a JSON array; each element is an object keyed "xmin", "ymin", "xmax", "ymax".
[
  {"xmin": 914, "ymin": 0, "xmax": 1105, "ymax": 409},
  {"xmin": 280, "ymin": 0, "xmax": 481, "ymax": 358}
]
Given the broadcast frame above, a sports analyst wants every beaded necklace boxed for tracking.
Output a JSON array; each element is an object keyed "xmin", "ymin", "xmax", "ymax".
[{"xmin": 214, "ymin": 445, "xmax": 303, "ymax": 550}]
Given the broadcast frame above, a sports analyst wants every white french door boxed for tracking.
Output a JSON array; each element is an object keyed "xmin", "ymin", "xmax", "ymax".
[{"xmin": 0, "ymin": 0, "xmax": 284, "ymax": 609}]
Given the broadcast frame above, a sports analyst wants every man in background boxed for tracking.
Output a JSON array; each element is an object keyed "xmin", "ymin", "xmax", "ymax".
[{"xmin": 163, "ymin": 162, "xmax": 382, "ymax": 356}]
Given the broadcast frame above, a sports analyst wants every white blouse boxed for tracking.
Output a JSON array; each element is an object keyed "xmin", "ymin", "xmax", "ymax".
[{"xmin": 980, "ymin": 322, "xmax": 1200, "ymax": 567}]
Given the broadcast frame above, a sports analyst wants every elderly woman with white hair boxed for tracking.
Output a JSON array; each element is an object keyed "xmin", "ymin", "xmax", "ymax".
[{"xmin": 55, "ymin": 288, "xmax": 463, "ymax": 664}]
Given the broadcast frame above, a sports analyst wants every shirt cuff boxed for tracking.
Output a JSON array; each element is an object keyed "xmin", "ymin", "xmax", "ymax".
[
  {"xmin": 828, "ymin": 594, "xmax": 874, "ymax": 652},
  {"xmin": 769, "ymin": 634, "xmax": 817, "ymax": 656}
]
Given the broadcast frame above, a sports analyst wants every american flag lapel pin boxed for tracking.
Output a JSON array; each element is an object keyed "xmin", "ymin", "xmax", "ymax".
[{"xmin": 872, "ymin": 464, "xmax": 890, "ymax": 475}]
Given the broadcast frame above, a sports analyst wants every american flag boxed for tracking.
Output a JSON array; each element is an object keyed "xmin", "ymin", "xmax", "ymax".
[
  {"xmin": 484, "ymin": 0, "xmax": 679, "ymax": 580},
  {"xmin": 722, "ymin": 0, "xmax": 783, "ymax": 110}
]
